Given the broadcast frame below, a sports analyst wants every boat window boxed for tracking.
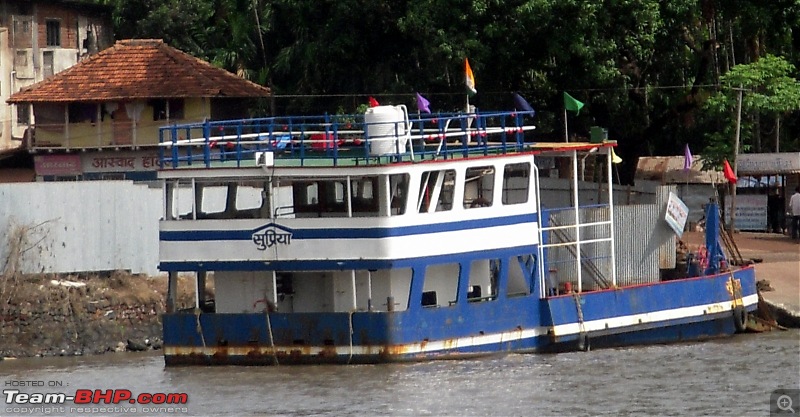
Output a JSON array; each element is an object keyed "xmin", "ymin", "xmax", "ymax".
[
  {"xmin": 468, "ymin": 259, "xmax": 498, "ymax": 302},
  {"xmin": 507, "ymin": 255, "xmax": 534, "ymax": 297},
  {"xmin": 464, "ymin": 166, "xmax": 495, "ymax": 209},
  {"xmin": 198, "ymin": 183, "xmax": 228, "ymax": 218},
  {"xmin": 234, "ymin": 181, "xmax": 269, "ymax": 218},
  {"xmin": 389, "ymin": 173, "xmax": 409, "ymax": 215},
  {"xmin": 292, "ymin": 179, "xmax": 348, "ymax": 217},
  {"xmin": 422, "ymin": 263, "xmax": 459, "ymax": 308},
  {"xmin": 167, "ymin": 179, "xmax": 194, "ymax": 220},
  {"xmin": 350, "ymin": 176, "xmax": 379, "ymax": 216},
  {"xmin": 418, "ymin": 169, "xmax": 456, "ymax": 213},
  {"xmin": 502, "ymin": 162, "xmax": 530, "ymax": 205}
]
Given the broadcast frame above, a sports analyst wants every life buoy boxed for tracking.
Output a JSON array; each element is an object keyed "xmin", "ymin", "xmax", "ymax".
[{"xmin": 732, "ymin": 305, "xmax": 748, "ymax": 333}]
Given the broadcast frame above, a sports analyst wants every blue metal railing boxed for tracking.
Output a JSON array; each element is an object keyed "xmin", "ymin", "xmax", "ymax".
[{"xmin": 157, "ymin": 110, "xmax": 536, "ymax": 169}]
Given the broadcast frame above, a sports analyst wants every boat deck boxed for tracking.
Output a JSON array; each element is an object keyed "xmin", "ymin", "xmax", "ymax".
[{"xmin": 157, "ymin": 110, "xmax": 613, "ymax": 170}]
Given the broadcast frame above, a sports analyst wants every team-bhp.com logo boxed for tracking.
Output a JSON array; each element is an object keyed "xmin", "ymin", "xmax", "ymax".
[{"xmin": 4, "ymin": 388, "xmax": 189, "ymax": 415}]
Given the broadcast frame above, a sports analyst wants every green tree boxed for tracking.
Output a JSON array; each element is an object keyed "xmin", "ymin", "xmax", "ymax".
[{"xmin": 703, "ymin": 54, "xmax": 800, "ymax": 166}]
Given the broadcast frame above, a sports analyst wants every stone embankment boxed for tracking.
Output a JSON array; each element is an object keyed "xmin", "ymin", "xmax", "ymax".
[{"xmin": 0, "ymin": 272, "xmax": 194, "ymax": 359}]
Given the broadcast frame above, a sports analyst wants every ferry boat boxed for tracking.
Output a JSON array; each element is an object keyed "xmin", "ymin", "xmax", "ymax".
[{"xmin": 156, "ymin": 105, "xmax": 758, "ymax": 365}]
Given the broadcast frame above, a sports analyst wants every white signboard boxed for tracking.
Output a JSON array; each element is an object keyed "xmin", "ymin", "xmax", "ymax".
[
  {"xmin": 737, "ymin": 152, "xmax": 800, "ymax": 175},
  {"xmin": 664, "ymin": 192, "xmax": 689, "ymax": 237},
  {"xmin": 724, "ymin": 194, "xmax": 767, "ymax": 231}
]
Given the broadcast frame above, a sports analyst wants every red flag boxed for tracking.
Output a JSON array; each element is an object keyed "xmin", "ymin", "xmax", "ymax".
[
  {"xmin": 723, "ymin": 159, "xmax": 737, "ymax": 184},
  {"xmin": 368, "ymin": 97, "xmax": 380, "ymax": 107}
]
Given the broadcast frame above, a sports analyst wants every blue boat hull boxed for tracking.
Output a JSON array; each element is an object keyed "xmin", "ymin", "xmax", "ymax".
[{"xmin": 162, "ymin": 267, "xmax": 758, "ymax": 365}]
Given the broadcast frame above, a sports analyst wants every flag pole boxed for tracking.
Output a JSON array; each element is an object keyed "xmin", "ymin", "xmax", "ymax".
[{"xmin": 564, "ymin": 108, "xmax": 569, "ymax": 142}]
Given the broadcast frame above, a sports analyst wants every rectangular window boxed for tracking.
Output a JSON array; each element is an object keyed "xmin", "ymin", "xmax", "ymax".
[
  {"xmin": 43, "ymin": 50, "xmax": 54, "ymax": 78},
  {"xmin": 151, "ymin": 99, "xmax": 185, "ymax": 121},
  {"xmin": 46, "ymin": 20, "xmax": 60, "ymax": 47},
  {"xmin": 507, "ymin": 255, "xmax": 534, "ymax": 297},
  {"xmin": 68, "ymin": 103, "xmax": 96, "ymax": 123},
  {"xmin": 464, "ymin": 166, "xmax": 495, "ymax": 208},
  {"xmin": 16, "ymin": 105, "xmax": 30, "ymax": 125},
  {"xmin": 502, "ymin": 162, "xmax": 531, "ymax": 205},
  {"xmin": 418, "ymin": 169, "xmax": 455, "ymax": 213},
  {"xmin": 389, "ymin": 173, "xmax": 409, "ymax": 215},
  {"xmin": 292, "ymin": 179, "xmax": 347, "ymax": 217},
  {"xmin": 350, "ymin": 177, "xmax": 378, "ymax": 216},
  {"xmin": 422, "ymin": 263, "xmax": 459, "ymax": 308}
]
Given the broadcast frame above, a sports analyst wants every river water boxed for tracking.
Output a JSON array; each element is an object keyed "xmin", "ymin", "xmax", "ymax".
[{"xmin": 1, "ymin": 330, "xmax": 798, "ymax": 417}]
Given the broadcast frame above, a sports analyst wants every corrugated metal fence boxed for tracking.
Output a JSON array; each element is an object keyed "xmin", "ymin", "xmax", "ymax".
[
  {"xmin": 0, "ymin": 181, "xmax": 162, "ymax": 276},
  {"xmin": 0, "ymin": 180, "xmax": 674, "ymax": 282}
]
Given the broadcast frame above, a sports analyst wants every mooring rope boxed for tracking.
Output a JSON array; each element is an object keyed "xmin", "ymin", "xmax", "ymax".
[
  {"xmin": 347, "ymin": 311, "xmax": 354, "ymax": 364},
  {"xmin": 194, "ymin": 308, "xmax": 206, "ymax": 348},
  {"xmin": 265, "ymin": 311, "xmax": 279, "ymax": 365}
]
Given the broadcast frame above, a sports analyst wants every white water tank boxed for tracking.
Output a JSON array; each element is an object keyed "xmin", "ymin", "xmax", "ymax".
[{"xmin": 364, "ymin": 105, "xmax": 409, "ymax": 156}]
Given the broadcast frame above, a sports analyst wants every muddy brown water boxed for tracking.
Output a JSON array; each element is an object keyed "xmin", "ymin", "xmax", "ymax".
[{"xmin": 1, "ymin": 330, "xmax": 798, "ymax": 416}]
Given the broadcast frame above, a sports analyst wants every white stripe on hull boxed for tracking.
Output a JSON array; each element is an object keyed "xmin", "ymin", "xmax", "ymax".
[{"xmin": 166, "ymin": 295, "xmax": 757, "ymax": 357}]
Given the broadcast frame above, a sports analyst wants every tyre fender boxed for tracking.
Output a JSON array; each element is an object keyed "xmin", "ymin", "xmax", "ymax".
[{"xmin": 733, "ymin": 305, "xmax": 748, "ymax": 333}]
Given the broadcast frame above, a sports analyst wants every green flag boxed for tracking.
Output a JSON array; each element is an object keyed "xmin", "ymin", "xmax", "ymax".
[{"xmin": 563, "ymin": 92, "xmax": 584, "ymax": 115}]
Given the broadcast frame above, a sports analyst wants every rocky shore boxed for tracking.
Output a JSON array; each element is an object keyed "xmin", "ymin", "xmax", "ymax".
[{"xmin": 0, "ymin": 272, "xmax": 194, "ymax": 359}]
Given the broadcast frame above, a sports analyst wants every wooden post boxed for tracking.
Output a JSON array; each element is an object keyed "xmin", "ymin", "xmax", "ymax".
[{"xmin": 731, "ymin": 87, "xmax": 743, "ymax": 231}]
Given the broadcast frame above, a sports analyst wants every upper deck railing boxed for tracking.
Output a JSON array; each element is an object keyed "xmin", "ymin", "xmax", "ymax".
[{"xmin": 157, "ymin": 109, "xmax": 536, "ymax": 169}]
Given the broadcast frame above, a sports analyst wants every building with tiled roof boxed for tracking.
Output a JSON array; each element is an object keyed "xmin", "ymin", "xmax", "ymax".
[
  {"xmin": 0, "ymin": 0, "xmax": 113, "ymax": 153},
  {"xmin": 7, "ymin": 39, "xmax": 272, "ymax": 181}
]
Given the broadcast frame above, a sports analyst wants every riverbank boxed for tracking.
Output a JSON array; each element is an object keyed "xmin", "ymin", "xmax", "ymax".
[
  {"xmin": 681, "ymin": 230, "xmax": 800, "ymax": 328},
  {"xmin": 0, "ymin": 272, "xmax": 195, "ymax": 359}
]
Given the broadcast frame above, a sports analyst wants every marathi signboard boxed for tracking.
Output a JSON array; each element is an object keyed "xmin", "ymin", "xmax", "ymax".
[
  {"xmin": 664, "ymin": 192, "xmax": 689, "ymax": 237},
  {"xmin": 34, "ymin": 154, "xmax": 82, "ymax": 176},
  {"xmin": 737, "ymin": 152, "xmax": 800, "ymax": 175},
  {"xmin": 82, "ymin": 151, "xmax": 161, "ymax": 173},
  {"xmin": 724, "ymin": 194, "xmax": 768, "ymax": 231}
]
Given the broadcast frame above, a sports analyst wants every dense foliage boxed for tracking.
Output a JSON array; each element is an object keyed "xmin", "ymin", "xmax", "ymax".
[{"xmin": 92, "ymin": 0, "xmax": 799, "ymax": 180}]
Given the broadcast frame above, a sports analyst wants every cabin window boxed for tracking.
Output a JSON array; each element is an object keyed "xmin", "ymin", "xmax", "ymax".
[
  {"xmin": 464, "ymin": 166, "xmax": 495, "ymax": 209},
  {"xmin": 350, "ymin": 177, "xmax": 378, "ymax": 216},
  {"xmin": 46, "ymin": 20, "xmax": 60, "ymax": 47},
  {"xmin": 292, "ymin": 179, "xmax": 347, "ymax": 217},
  {"xmin": 234, "ymin": 181, "xmax": 270, "ymax": 218},
  {"xmin": 502, "ymin": 162, "xmax": 531, "ymax": 205},
  {"xmin": 507, "ymin": 255, "xmax": 534, "ymax": 297},
  {"xmin": 198, "ymin": 184, "xmax": 228, "ymax": 218},
  {"xmin": 418, "ymin": 169, "xmax": 455, "ymax": 213},
  {"xmin": 422, "ymin": 263, "xmax": 459, "ymax": 308},
  {"xmin": 468, "ymin": 259, "xmax": 498, "ymax": 302},
  {"xmin": 389, "ymin": 174, "xmax": 409, "ymax": 215}
]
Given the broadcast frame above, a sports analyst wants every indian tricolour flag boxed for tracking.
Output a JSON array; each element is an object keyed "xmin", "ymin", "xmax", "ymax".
[{"xmin": 465, "ymin": 58, "xmax": 476, "ymax": 96}]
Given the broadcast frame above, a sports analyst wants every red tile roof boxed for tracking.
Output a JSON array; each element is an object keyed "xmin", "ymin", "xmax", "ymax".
[{"xmin": 8, "ymin": 39, "xmax": 271, "ymax": 103}]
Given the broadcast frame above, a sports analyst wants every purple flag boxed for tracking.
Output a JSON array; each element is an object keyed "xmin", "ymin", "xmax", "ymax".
[
  {"xmin": 683, "ymin": 144, "xmax": 693, "ymax": 171},
  {"xmin": 416, "ymin": 93, "xmax": 431, "ymax": 114},
  {"xmin": 513, "ymin": 92, "xmax": 535, "ymax": 114}
]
